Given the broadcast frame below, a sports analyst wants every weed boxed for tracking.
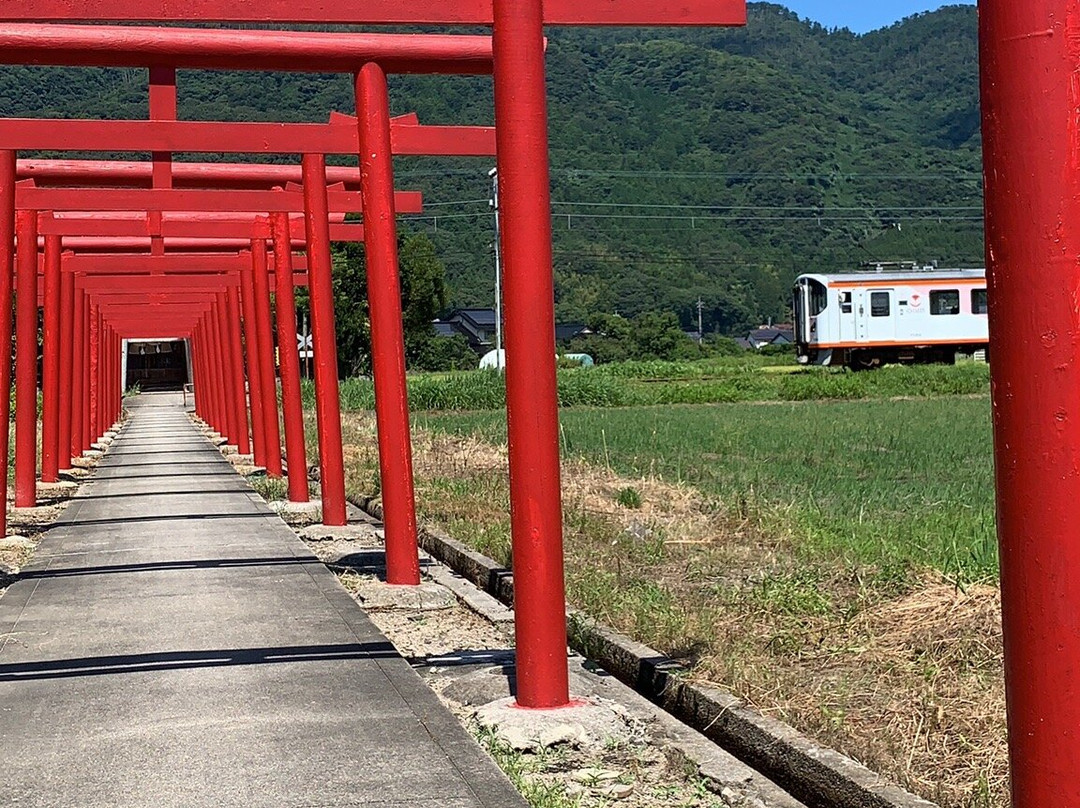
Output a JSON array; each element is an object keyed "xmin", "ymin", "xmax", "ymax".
[
  {"xmin": 473, "ymin": 726, "xmax": 583, "ymax": 808},
  {"xmin": 249, "ymin": 474, "xmax": 287, "ymax": 501},
  {"xmin": 616, "ymin": 486, "xmax": 642, "ymax": 509}
]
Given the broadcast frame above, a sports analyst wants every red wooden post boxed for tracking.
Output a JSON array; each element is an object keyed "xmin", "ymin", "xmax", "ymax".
[
  {"xmin": 980, "ymin": 2, "xmax": 1080, "ymax": 802},
  {"xmin": 239, "ymin": 254, "xmax": 266, "ymax": 467},
  {"xmin": 58, "ymin": 260, "xmax": 74, "ymax": 469},
  {"xmin": 110, "ymin": 328, "xmax": 117, "ymax": 426},
  {"xmin": 250, "ymin": 235, "xmax": 283, "ymax": 476},
  {"xmin": 0, "ymin": 151, "xmax": 15, "ymax": 536},
  {"xmin": 99, "ymin": 317, "xmax": 107, "ymax": 438},
  {"xmin": 72, "ymin": 288, "xmax": 85, "ymax": 456},
  {"xmin": 201, "ymin": 315, "xmax": 218, "ymax": 433},
  {"xmin": 80, "ymin": 293, "xmax": 90, "ymax": 451},
  {"xmin": 192, "ymin": 324, "xmax": 205, "ymax": 421},
  {"xmin": 113, "ymin": 330, "xmax": 120, "ymax": 425},
  {"xmin": 102, "ymin": 325, "xmax": 111, "ymax": 432},
  {"xmin": 14, "ymin": 208, "xmax": 37, "ymax": 508},
  {"xmin": 41, "ymin": 232, "xmax": 61, "ymax": 482},
  {"xmin": 356, "ymin": 63, "xmax": 421, "ymax": 585},
  {"xmin": 301, "ymin": 154, "xmax": 347, "ymax": 526},
  {"xmin": 493, "ymin": 0, "xmax": 570, "ymax": 708},
  {"xmin": 224, "ymin": 283, "xmax": 250, "ymax": 455},
  {"xmin": 88, "ymin": 303, "xmax": 99, "ymax": 445},
  {"xmin": 211, "ymin": 294, "xmax": 236, "ymax": 444},
  {"xmin": 96, "ymin": 308, "xmax": 106, "ymax": 438},
  {"xmin": 209, "ymin": 304, "xmax": 228, "ymax": 439},
  {"xmin": 106, "ymin": 327, "xmax": 116, "ymax": 429},
  {"xmin": 270, "ymin": 211, "xmax": 309, "ymax": 502}
]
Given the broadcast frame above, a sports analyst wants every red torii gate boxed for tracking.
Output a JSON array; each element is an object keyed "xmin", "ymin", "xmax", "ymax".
[
  {"xmin": 0, "ymin": 1, "xmax": 746, "ymax": 715},
  {"xmin": 9, "ymin": 109, "xmax": 494, "ymax": 528}
]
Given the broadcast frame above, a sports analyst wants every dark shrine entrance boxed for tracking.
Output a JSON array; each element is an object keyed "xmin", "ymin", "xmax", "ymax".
[{"xmin": 124, "ymin": 339, "xmax": 189, "ymax": 390}]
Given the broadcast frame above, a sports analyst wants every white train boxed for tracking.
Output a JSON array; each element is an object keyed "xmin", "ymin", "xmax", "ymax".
[{"xmin": 793, "ymin": 264, "xmax": 988, "ymax": 369}]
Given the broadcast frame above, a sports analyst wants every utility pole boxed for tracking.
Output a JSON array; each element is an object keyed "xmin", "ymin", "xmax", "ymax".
[
  {"xmin": 489, "ymin": 167, "xmax": 504, "ymax": 369},
  {"xmin": 696, "ymin": 297, "xmax": 704, "ymax": 344}
]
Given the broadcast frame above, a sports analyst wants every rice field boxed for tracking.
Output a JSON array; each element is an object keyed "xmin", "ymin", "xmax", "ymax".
[
  {"xmin": 416, "ymin": 396, "xmax": 998, "ymax": 582},
  {"xmin": 305, "ymin": 359, "xmax": 991, "ymax": 413}
]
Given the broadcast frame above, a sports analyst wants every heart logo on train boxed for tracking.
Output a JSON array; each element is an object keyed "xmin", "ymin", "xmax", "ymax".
[{"xmin": 909, "ymin": 293, "xmax": 922, "ymax": 307}]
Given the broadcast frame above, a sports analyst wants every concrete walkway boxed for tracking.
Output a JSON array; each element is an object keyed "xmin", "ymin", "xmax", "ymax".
[{"xmin": 0, "ymin": 393, "xmax": 527, "ymax": 807}]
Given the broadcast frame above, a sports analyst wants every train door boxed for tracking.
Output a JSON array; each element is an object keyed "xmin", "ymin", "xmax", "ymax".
[{"xmin": 854, "ymin": 288, "xmax": 895, "ymax": 343}]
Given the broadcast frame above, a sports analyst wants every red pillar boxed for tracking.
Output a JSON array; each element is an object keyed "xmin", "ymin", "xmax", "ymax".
[
  {"xmin": 80, "ymin": 294, "xmax": 90, "ymax": 452},
  {"xmin": 88, "ymin": 303, "xmax": 99, "ymax": 445},
  {"xmin": 106, "ymin": 328, "xmax": 116, "ymax": 430},
  {"xmin": 239, "ymin": 254, "xmax": 266, "ymax": 467},
  {"xmin": 212, "ymin": 293, "xmax": 236, "ymax": 445},
  {"xmin": 493, "ymin": 0, "xmax": 570, "ymax": 708},
  {"xmin": 250, "ymin": 236, "xmax": 283, "ymax": 476},
  {"xmin": 58, "ymin": 260, "xmax": 74, "ymax": 469},
  {"xmin": 225, "ymin": 284, "xmax": 251, "ymax": 456},
  {"xmin": 14, "ymin": 209, "xmax": 38, "ymax": 508},
  {"xmin": 271, "ymin": 212, "xmax": 309, "ymax": 503},
  {"xmin": 302, "ymin": 154, "xmax": 347, "ymax": 526},
  {"xmin": 356, "ymin": 63, "xmax": 421, "ymax": 585},
  {"xmin": 72, "ymin": 288, "xmax": 85, "ymax": 456},
  {"xmin": 101, "ymin": 325, "xmax": 111, "ymax": 434},
  {"xmin": 208, "ymin": 306, "xmax": 228, "ymax": 438},
  {"xmin": 0, "ymin": 152, "xmax": 15, "ymax": 536},
  {"xmin": 41, "ymin": 233, "xmax": 61, "ymax": 483},
  {"xmin": 190, "ymin": 328, "xmax": 202, "ymax": 419},
  {"xmin": 113, "ymin": 331, "xmax": 121, "ymax": 425},
  {"xmin": 199, "ymin": 317, "xmax": 215, "ymax": 431},
  {"xmin": 193, "ymin": 324, "xmax": 207, "ymax": 422},
  {"xmin": 981, "ymin": 3, "xmax": 1080, "ymax": 802},
  {"xmin": 109, "ymin": 329, "xmax": 117, "ymax": 428}
]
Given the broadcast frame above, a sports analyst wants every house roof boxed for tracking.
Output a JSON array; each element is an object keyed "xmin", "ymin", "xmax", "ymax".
[
  {"xmin": 749, "ymin": 327, "xmax": 794, "ymax": 343},
  {"xmin": 554, "ymin": 322, "xmax": 589, "ymax": 341},
  {"xmin": 450, "ymin": 308, "xmax": 497, "ymax": 327}
]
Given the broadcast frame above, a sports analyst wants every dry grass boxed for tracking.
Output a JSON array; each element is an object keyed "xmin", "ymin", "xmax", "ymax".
[{"xmin": 329, "ymin": 411, "xmax": 1008, "ymax": 807}]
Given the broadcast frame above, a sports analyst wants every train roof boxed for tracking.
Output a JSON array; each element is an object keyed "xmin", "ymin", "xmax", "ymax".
[{"xmin": 798, "ymin": 268, "xmax": 985, "ymax": 284}]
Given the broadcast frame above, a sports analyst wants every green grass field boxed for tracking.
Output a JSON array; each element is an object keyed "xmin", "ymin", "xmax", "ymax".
[
  {"xmin": 417, "ymin": 396, "xmax": 998, "ymax": 582},
  {"xmin": 305, "ymin": 358, "xmax": 991, "ymax": 412}
]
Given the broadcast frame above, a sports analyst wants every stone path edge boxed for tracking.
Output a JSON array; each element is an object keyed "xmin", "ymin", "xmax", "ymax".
[
  {"xmin": 0, "ymin": 419, "xmax": 126, "ymax": 644},
  {"xmin": 347, "ymin": 493, "xmax": 939, "ymax": 808}
]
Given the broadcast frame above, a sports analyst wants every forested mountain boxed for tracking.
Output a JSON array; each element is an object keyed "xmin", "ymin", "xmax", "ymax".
[{"xmin": 0, "ymin": 3, "xmax": 981, "ymax": 335}]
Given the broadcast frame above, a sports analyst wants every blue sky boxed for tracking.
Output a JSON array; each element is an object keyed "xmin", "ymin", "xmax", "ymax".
[{"xmin": 778, "ymin": 1, "xmax": 975, "ymax": 34}]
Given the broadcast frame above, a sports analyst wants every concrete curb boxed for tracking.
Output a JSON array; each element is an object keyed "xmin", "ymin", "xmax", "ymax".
[{"xmin": 348, "ymin": 492, "xmax": 939, "ymax": 808}]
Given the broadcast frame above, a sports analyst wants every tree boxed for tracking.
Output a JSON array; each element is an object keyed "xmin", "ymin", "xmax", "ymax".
[{"xmin": 299, "ymin": 232, "xmax": 453, "ymax": 377}]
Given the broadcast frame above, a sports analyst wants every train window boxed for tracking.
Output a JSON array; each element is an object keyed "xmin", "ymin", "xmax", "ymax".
[
  {"xmin": 930, "ymin": 289, "xmax": 960, "ymax": 315},
  {"xmin": 840, "ymin": 291, "xmax": 852, "ymax": 313},
  {"xmin": 809, "ymin": 279, "xmax": 827, "ymax": 315},
  {"xmin": 971, "ymin": 288, "xmax": 988, "ymax": 315},
  {"xmin": 870, "ymin": 291, "xmax": 890, "ymax": 317}
]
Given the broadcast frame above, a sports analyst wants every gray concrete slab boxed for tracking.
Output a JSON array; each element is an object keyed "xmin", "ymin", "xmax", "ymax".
[{"xmin": 0, "ymin": 392, "xmax": 527, "ymax": 808}]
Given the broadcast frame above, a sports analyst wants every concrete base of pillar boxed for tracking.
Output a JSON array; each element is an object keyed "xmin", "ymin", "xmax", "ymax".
[
  {"xmin": 268, "ymin": 498, "xmax": 322, "ymax": 526},
  {"xmin": 36, "ymin": 480, "xmax": 78, "ymax": 498},
  {"xmin": 474, "ymin": 696, "xmax": 631, "ymax": 752},
  {"xmin": 351, "ymin": 580, "xmax": 455, "ymax": 612},
  {"xmin": 297, "ymin": 521, "xmax": 381, "ymax": 543}
]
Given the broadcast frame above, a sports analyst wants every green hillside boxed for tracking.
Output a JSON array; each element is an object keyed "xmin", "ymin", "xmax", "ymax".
[{"xmin": 0, "ymin": 3, "xmax": 982, "ymax": 335}]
